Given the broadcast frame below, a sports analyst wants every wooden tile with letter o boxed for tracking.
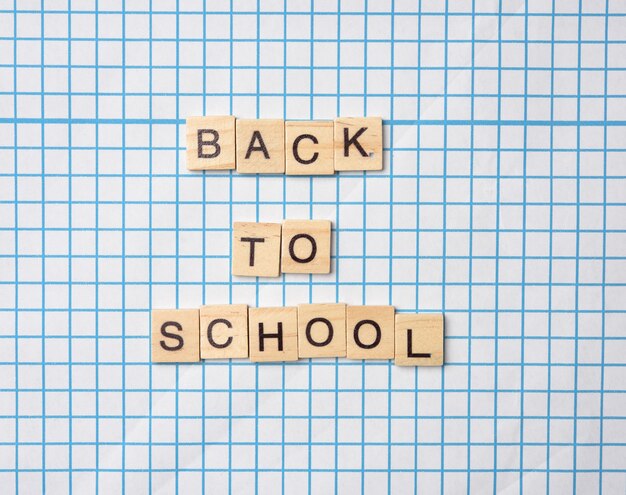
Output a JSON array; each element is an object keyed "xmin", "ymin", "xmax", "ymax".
[
  {"xmin": 297, "ymin": 303, "xmax": 346, "ymax": 358},
  {"xmin": 281, "ymin": 219, "xmax": 331, "ymax": 274},
  {"xmin": 285, "ymin": 120, "xmax": 334, "ymax": 175},
  {"xmin": 346, "ymin": 305, "xmax": 395, "ymax": 360},
  {"xmin": 248, "ymin": 307, "xmax": 299, "ymax": 362},
  {"xmin": 232, "ymin": 222, "xmax": 282, "ymax": 277},
  {"xmin": 186, "ymin": 115, "xmax": 236, "ymax": 171},
  {"xmin": 236, "ymin": 119, "xmax": 285, "ymax": 174},
  {"xmin": 333, "ymin": 117, "xmax": 383, "ymax": 171},
  {"xmin": 394, "ymin": 313, "xmax": 444, "ymax": 366},
  {"xmin": 151, "ymin": 309, "xmax": 200, "ymax": 363},
  {"xmin": 200, "ymin": 304, "xmax": 249, "ymax": 359}
]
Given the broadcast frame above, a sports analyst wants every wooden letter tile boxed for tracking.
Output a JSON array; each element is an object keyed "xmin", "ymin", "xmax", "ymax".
[
  {"xmin": 394, "ymin": 313, "xmax": 444, "ymax": 366},
  {"xmin": 236, "ymin": 119, "xmax": 285, "ymax": 174},
  {"xmin": 232, "ymin": 222, "xmax": 282, "ymax": 277},
  {"xmin": 280, "ymin": 219, "xmax": 331, "ymax": 274},
  {"xmin": 285, "ymin": 121, "xmax": 334, "ymax": 175},
  {"xmin": 248, "ymin": 307, "xmax": 298, "ymax": 362},
  {"xmin": 333, "ymin": 117, "xmax": 383, "ymax": 171},
  {"xmin": 346, "ymin": 305, "xmax": 395, "ymax": 360},
  {"xmin": 186, "ymin": 116, "xmax": 236, "ymax": 171},
  {"xmin": 297, "ymin": 303, "xmax": 346, "ymax": 358},
  {"xmin": 200, "ymin": 304, "xmax": 249, "ymax": 359},
  {"xmin": 151, "ymin": 309, "xmax": 200, "ymax": 363}
]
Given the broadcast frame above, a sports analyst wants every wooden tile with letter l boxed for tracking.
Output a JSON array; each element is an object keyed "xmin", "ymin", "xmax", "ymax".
[
  {"xmin": 333, "ymin": 117, "xmax": 383, "ymax": 171},
  {"xmin": 248, "ymin": 307, "xmax": 298, "ymax": 362},
  {"xmin": 236, "ymin": 119, "xmax": 285, "ymax": 174},
  {"xmin": 297, "ymin": 303, "xmax": 346, "ymax": 358},
  {"xmin": 151, "ymin": 309, "xmax": 200, "ymax": 363},
  {"xmin": 200, "ymin": 304, "xmax": 249, "ymax": 359},
  {"xmin": 346, "ymin": 305, "xmax": 395, "ymax": 360},
  {"xmin": 186, "ymin": 116, "xmax": 236, "ymax": 171},
  {"xmin": 285, "ymin": 120, "xmax": 334, "ymax": 175},
  {"xmin": 394, "ymin": 313, "xmax": 444, "ymax": 366},
  {"xmin": 232, "ymin": 222, "xmax": 282, "ymax": 277},
  {"xmin": 280, "ymin": 219, "xmax": 331, "ymax": 274}
]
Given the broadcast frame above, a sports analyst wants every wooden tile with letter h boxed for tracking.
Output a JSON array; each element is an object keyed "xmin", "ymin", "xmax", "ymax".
[
  {"xmin": 334, "ymin": 117, "xmax": 383, "ymax": 171},
  {"xmin": 285, "ymin": 120, "xmax": 334, "ymax": 175},
  {"xmin": 232, "ymin": 222, "xmax": 282, "ymax": 277},
  {"xmin": 200, "ymin": 304, "xmax": 249, "ymax": 359},
  {"xmin": 151, "ymin": 309, "xmax": 200, "ymax": 363},
  {"xmin": 186, "ymin": 116, "xmax": 236, "ymax": 171},
  {"xmin": 346, "ymin": 305, "xmax": 395, "ymax": 360},
  {"xmin": 236, "ymin": 119, "xmax": 285, "ymax": 174},
  {"xmin": 394, "ymin": 313, "xmax": 444, "ymax": 366},
  {"xmin": 248, "ymin": 307, "xmax": 299, "ymax": 362},
  {"xmin": 281, "ymin": 219, "xmax": 331, "ymax": 274},
  {"xmin": 297, "ymin": 303, "xmax": 346, "ymax": 358}
]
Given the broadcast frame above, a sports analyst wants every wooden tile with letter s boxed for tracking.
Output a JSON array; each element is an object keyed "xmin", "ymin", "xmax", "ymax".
[
  {"xmin": 394, "ymin": 313, "xmax": 444, "ymax": 366},
  {"xmin": 186, "ymin": 115, "xmax": 236, "ymax": 171},
  {"xmin": 236, "ymin": 119, "xmax": 285, "ymax": 174},
  {"xmin": 346, "ymin": 305, "xmax": 395, "ymax": 360},
  {"xmin": 333, "ymin": 117, "xmax": 383, "ymax": 171},
  {"xmin": 280, "ymin": 219, "xmax": 331, "ymax": 274},
  {"xmin": 232, "ymin": 222, "xmax": 282, "ymax": 277},
  {"xmin": 285, "ymin": 120, "xmax": 334, "ymax": 175},
  {"xmin": 200, "ymin": 304, "xmax": 249, "ymax": 359},
  {"xmin": 248, "ymin": 307, "xmax": 299, "ymax": 362},
  {"xmin": 151, "ymin": 309, "xmax": 200, "ymax": 363}
]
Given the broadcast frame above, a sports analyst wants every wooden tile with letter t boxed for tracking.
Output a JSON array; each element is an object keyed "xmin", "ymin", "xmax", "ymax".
[
  {"xmin": 186, "ymin": 116, "xmax": 236, "ymax": 171},
  {"xmin": 232, "ymin": 222, "xmax": 282, "ymax": 277},
  {"xmin": 248, "ymin": 307, "xmax": 299, "ymax": 362},
  {"xmin": 151, "ymin": 309, "xmax": 200, "ymax": 363},
  {"xmin": 285, "ymin": 120, "xmax": 334, "ymax": 175},
  {"xmin": 394, "ymin": 313, "xmax": 444, "ymax": 366},
  {"xmin": 200, "ymin": 304, "xmax": 249, "ymax": 359},
  {"xmin": 297, "ymin": 303, "xmax": 346, "ymax": 358},
  {"xmin": 236, "ymin": 119, "xmax": 285, "ymax": 174},
  {"xmin": 281, "ymin": 219, "xmax": 331, "ymax": 274},
  {"xmin": 334, "ymin": 117, "xmax": 383, "ymax": 171},
  {"xmin": 346, "ymin": 305, "xmax": 395, "ymax": 360}
]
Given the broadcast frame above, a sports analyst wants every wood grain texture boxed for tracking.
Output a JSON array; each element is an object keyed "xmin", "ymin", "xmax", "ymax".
[
  {"xmin": 248, "ymin": 306, "xmax": 299, "ymax": 362},
  {"xmin": 151, "ymin": 309, "xmax": 200, "ymax": 363},
  {"xmin": 186, "ymin": 116, "xmax": 236, "ymax": 171},
  {"xmin": 297, "ymin": 303, "xmax": 346, "ymax": 358},
  {"xmin": 200, "ymin": 304, "xmax": 249, "ymax": 359},
  {"xmin": 333, "ymin": 117, "xmax": 383, "ymax": 171},
  {"xmin": 285, "ymin": 120, "xmax": 335, "ymax": 175},
  {"xmin": 280, "ymin": 219, "xmax": 331, "ymax": 274},
  {"xmin": 236, "ymin": 119, "xmax": 285, "ymax": 174},
  {"xmin": 394, "ymin": 313, "xmax": 444, "ymax": 366},
  {"xmin": 232, "ymin": 222, "xmax": 282, "ymax": 277},
  {"xmin": 346, "ymin": 305, "xmax": 395, "ymax": 360}
]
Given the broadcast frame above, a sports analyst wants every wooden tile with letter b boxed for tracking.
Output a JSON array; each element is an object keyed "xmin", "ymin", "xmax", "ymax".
[
  {"xmin": 232, "ymin": 222, "xmax": 282, "ymax": 277},
  {"xmin": 236, "ymin": 119, "xmax": 285, "ymax": 174},
  {"xmin": 285, "ymin": 121, "xmax": 334, "ymax": 175},
  {"xmin": 333, "ymin": 117, "xmax": 383, "ymax": 171},
  {"xmin": 200, "ymin": 304, "xmax": 248, "ymax": 359},
  {"xmin": 281, "ymin": 219, "xmax": 331, "ymax": 274},
  {"xmin": 248, "ymin": 307, "xmax": 298, "ymax": 362},
  {"xmin": 151, "ymin": 309, "xmax": 200, "ymax": 363},
  {"xmin": 346, "ymin": 305, "xmax": 395, "ymax": 360},
  {"xmin": 394, "ymin": 313, "xmax": 444, "ymax": 366},
  {"xmin": 186, "ymin": 116, "xmax": 236, "ymax": 171},
  {"xmin": 297, "ymin": 303, "xmax": 346, "ymax": 358}
]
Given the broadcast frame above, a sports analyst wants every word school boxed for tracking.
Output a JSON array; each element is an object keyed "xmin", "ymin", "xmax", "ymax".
[
  {"xmin": 152, "ymin": 305, "xmax": 444, "ymax": 366},
  {"xmin": 186, "ymin": 116, "xmax": 383, "ymax": 174}
]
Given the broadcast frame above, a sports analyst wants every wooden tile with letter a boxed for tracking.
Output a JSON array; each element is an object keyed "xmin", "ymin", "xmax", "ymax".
[
  {"xmin": 236, "ymin": 119, "xmax": 285, "ymax": 174},
  {"xmin": 232, "ymin": 222, "xmax": 282, "ymax": 277},
  {"xmin": 346, "ymin": 305, "xmax": 395, "ymax": 360},
  {"xmin": 333, "ymin": 117, "xmax": 383, "ymax": 171},
  {"xmin": 151, "ymin": 309, "xmax": 200, "ymax": 363},
  {"xmin": 200, "ymin": 304, "xmax": 249, "ymax": 359},
  {"xmin": 248, "ymin": 307, "xmax": 299, "ymax": 362},
  {"xmin": 186, "ymin": 116, "xmax": 236, "ymax": 171},
  {"xmin": 281, "ymin": 219, "xmax": 331, "ymax": 274},
  {"xmin": 394, "ymin": 313, "xmax": 444, "ymax": 366},
  {"xmin": 297, "ymin": 303, "xmax": 346, "ymax": 358},
  {"xmin": 285, "ymin": 120, "xmax": 334, "ymax": 175}
]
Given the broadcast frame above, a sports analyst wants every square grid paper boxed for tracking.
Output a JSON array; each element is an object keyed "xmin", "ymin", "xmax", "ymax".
[{"xmin": 1, "ymin": 0, "xmax": 625, "ymax": 494}]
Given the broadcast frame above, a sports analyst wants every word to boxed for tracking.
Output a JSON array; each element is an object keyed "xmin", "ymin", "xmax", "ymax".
[
  {"xmin": 152, "ymin": 304, "xmax": 444, "ymax": 366},
  {"xmin": 186, "ymin": 116, "xmax": 383, "ymax": 174},
  {"xmin": 233, "ymin": 220, "xmax": 331, "ymax": 277}
]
